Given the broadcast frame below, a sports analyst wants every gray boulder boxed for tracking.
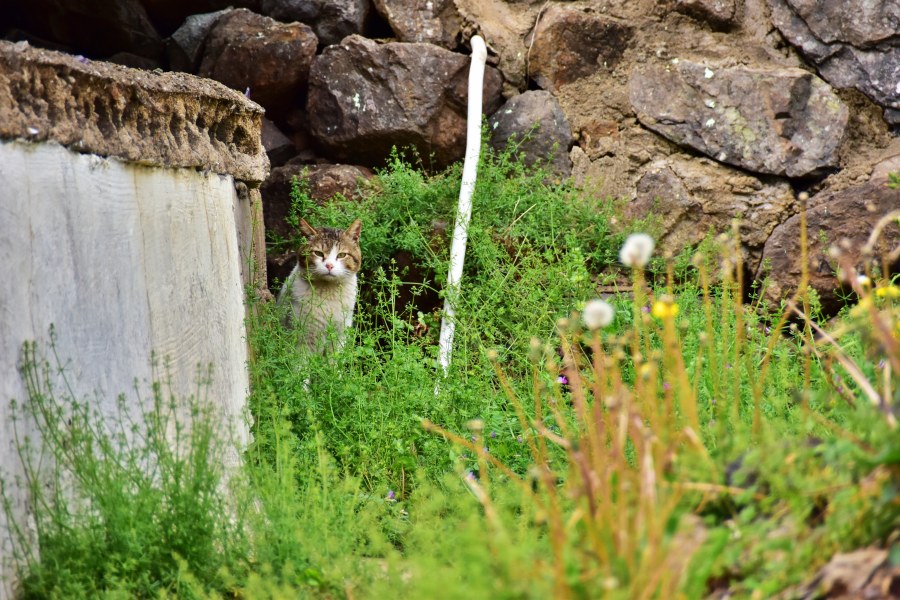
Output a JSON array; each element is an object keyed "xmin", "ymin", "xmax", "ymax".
[
  {"xmin": 166, "ymin": 9, "xmax": 232, "ymax": 72},
  {"xmin": 629, "ymin": 59, "xmax": 848, "ymax": 177},
  {"xmin": 489, "ymin": 91, "xmax": 573, "ymax": 178},
  {"xmin": 768, "ymin": 0, "xmax": 900, "ymax": 112}
]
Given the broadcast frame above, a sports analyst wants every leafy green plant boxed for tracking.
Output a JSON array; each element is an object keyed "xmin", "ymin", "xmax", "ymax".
[{"xmin": 3, "ymin": 339, "xmax": 248, "ymax": 598}]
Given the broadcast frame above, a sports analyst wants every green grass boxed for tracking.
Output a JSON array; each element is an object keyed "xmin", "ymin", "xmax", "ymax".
[{"xmin": 4, "ymin": 152, "xmax": 898, "ymax": 598}]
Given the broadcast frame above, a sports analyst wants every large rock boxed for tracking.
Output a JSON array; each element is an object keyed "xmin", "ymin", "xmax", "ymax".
[
  {"xmin": 627, "ymin": 156, "xmax": 796, "ymax": 271},
  {"xmin": 307, "ymin": 35, "xmax": 503, "ymax": 168},
  {"xmin": 455, "ymin": 0, "xmax": 542, "ymax": 95},
  {"xmin": 259, "ymin": 0, "xmax": 370, "ymax": 47},
  {"xmin": 8, "ymin": 0, "xmax": 163, "ymax": 59},
  {"xmin": 773, "ymin": 0, "xmax": 898, "ymax": 48},
  {"xmin": 757, "ymin": 175, "xmax": 900, "ymax": 312},
  {"xmin": 629, "ymin": 60, "xmax": 848, "ymax": 177},
  {"xmin": 166, "ymin": 8, "xmax": 232, "ymax": 72},
  {"xmin": 372, "ymin": 0, "xmax": 462, "ymax": 48},
  {"xmin": 527, "ymin": 5, "xmax": 634, "ymax": 90},
  {"xmin": 141, "ymin": 0, "xmax": 259, "ymax": 36},
  {"xmin": 489, "ymin": 90, "xmax": 573, "ymax": 178},
  {"xmin": 199, "ymin": 9, "xmax": 317, "ymax": 123},
  {"xmin": 674, "ymin": 0, "xmax": 736, "ymax": 30},
  {"xmin": 768, "ymin": 0, "xmax": 900, "ymax": 112}
]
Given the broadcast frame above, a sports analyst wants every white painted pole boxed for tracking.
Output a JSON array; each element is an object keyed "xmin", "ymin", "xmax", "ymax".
[{"xmin": 437, "ymin": 35, "xmax": 487, "ymax": 375}]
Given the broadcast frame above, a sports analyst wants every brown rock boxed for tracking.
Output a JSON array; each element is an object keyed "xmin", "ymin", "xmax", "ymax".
[
  {"xmin": 528, "ymin": 6, "xmax": 634, "ymax": 90},
  {"xmin": 306, "ymin": 35, "xmax": 503, "ymax": 169},
  {"xmin": 627, "ymin": 156, "xmax": 796, "ymax": 271},
  {"xmin": 674, "ymin": 0, "xmax": 736, "ymax": 30},
  {"xmin": 259, "ymin": 0, "xmax": 371, "ymax": 47},
  {"xmin": 757, "ymin": 178, "xmax": 900, "ymax": 312},
  {"xmin": 630, "ymin": 60, "xmax": 848, "ymax": 177},
  {"xmin": 799, "ymin": 548, "xmax": 899, "ymax": 599},
  {"xmin": 0, "ymin": 40, "xmax": 268, "ymax": 183},
  {"xmin": 372, "ymin": 0, "xmax": 462, "ymax": 48},
  {"xmin": 455, "ymin": 0, "xmax": 542, "ymax": 95},
  {"xmin": 198, "ymin": 9, "xmax": 317, "ymax": 123}
]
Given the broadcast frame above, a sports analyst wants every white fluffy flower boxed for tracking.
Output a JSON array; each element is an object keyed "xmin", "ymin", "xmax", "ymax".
[
  {"xmin": 619, "ymin": 233, "xmax": 655, "ymax": 268},
  {"xmin": 582, "ymin": 299, "xmax": 615, "ymax": 330}
]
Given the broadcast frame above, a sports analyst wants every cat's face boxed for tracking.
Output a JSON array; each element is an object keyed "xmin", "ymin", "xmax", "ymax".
[{"xmin": 298, "ymin": 218, "xmax": 362, "ymax": 282}]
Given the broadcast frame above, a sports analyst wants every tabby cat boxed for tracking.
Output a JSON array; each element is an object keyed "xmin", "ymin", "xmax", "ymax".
[{"xmin": 278, "ymin": 218, "xmax": 362, "ymax": 354}]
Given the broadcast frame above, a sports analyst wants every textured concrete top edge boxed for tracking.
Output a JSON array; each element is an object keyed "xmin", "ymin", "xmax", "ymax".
[{"xmin": 0, "ymin": 40, "xmax": 270, "ymax": 183}]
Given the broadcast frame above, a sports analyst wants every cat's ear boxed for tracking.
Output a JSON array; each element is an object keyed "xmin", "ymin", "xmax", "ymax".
[
  {"xmin": 299, "ymin": 218, "xmax": 318, "ymax": 239},
  {"xmin": 345, "ymin": 218, "xmax": 362, "ymax": 243}
]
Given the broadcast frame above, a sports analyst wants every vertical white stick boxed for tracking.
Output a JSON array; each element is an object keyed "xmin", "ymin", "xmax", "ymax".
[{"xmin": 437, "ymin": 35, "xmax": 487, "ymax": 375}]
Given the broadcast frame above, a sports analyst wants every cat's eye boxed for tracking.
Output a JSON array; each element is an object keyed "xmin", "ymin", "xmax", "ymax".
[
  {"xmin": 337, "ymin": 252, "xmax": 348, "ymax": 259},
  {"xmin": 312, "ymin": 251, "xmax": 325, "ymax": 258}
]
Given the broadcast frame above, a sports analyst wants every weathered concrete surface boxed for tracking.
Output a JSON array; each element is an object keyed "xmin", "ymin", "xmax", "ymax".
[
  {"xmin": 0, "ymin": 40, "xmax": 269, "ymax": 183},
  {"xmin": 0, "ymin": 42, "xmax": 269, "ymax": 599},
  {"xmin": 0, "ymin": 141, "xmax": 253, "ymax": 598}
]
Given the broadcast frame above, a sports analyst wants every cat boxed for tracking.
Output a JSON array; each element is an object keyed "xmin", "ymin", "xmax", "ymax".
[{"xmin": 278, "ymin": 218, "xmax": 362, "ymax": 355}]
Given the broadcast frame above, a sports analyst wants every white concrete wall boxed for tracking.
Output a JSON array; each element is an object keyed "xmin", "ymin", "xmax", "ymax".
[{"xmin": 0, "ymin": 140, "xmax": 250, "ymax": 597}]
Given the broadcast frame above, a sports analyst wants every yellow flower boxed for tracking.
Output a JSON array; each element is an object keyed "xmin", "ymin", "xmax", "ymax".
[
  {"xmin": 850, "ymin": 296, "xmax": 873, "ymax": 318},
  {"xmin": 651, "ymin": 298, "xmax": 680, "ymax": 319},
  {"xmin": 875, "ymin": 285, "xmax": 900, "ymax": 298}
]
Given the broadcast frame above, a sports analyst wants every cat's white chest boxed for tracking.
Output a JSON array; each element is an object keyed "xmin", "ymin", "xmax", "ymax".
[{"xmin": 279, "ymin": 265, "xmax": 357, "ymax": 353}]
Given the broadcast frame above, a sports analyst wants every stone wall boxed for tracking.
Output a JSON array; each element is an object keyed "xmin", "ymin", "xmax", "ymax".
[
  {"xmin": 0, "ymin": 41, "xmax": 269, "ymax": 598},
  {"xmin": 3, "ymin": 0, "xmax": 897, "ymax": 306}
]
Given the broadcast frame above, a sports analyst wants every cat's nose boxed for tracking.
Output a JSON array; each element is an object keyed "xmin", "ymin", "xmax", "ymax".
[{"xmin": 325, "ymin": 262, "xmax": 334, "ymax": 271}]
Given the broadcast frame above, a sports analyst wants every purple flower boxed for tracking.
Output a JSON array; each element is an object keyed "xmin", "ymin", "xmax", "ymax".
[
  {"xmin": 663, "ymin": 381, "xmax": 671, "ymax": 391},
  {"xmin": 75, "ymin": 55, "xmax": 89, "ymax": 64},
  {"xmin": 465, "ymin": 471, "xmax": 476, "ymax": 481},
  {"xmin": 386, "ymin": 490, "xmax": 396, "ymax": 501},
  {"xmin": 490, "ymin": 431, "xmax": 497, "ymax": 439},
  {"xmin": 877, "ymin": 359, "xmax": 886, "ymax": 370},
  {"xmin": 725, "ymin": 363, "xmax": 732, "ymax": 369},
  {"xmin": 765, "ymin": 327, "xmax": 771, "ymax": 335},
  {"xmin": 517, "ymin": 436, "xmax": 524, "ymax": 443},
  {"xmin": 642, "ymin": 305, "xmax": 651, "ymax": 314},
  {"xmin": 557, "ymin": 375, "xmax": 568, "ymax": 385}
]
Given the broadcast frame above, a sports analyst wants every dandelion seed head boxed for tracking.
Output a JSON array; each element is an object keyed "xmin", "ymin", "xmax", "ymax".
[
  {"xmin": 619, "ymin": 233, "xmax": 655, "ymax": 268},
  {"xmin": 582, "ymin": 299, "xmax": 615, "ymax": 330}
]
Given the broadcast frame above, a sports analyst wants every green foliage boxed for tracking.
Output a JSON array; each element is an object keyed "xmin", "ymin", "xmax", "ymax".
[
  {"xmin": 5, "ymin": 340, "xmax": 248, "ymax": 598},
  {"xmin": 5, "ymin": 156, "xmax": 898, "ymax": 598}
]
